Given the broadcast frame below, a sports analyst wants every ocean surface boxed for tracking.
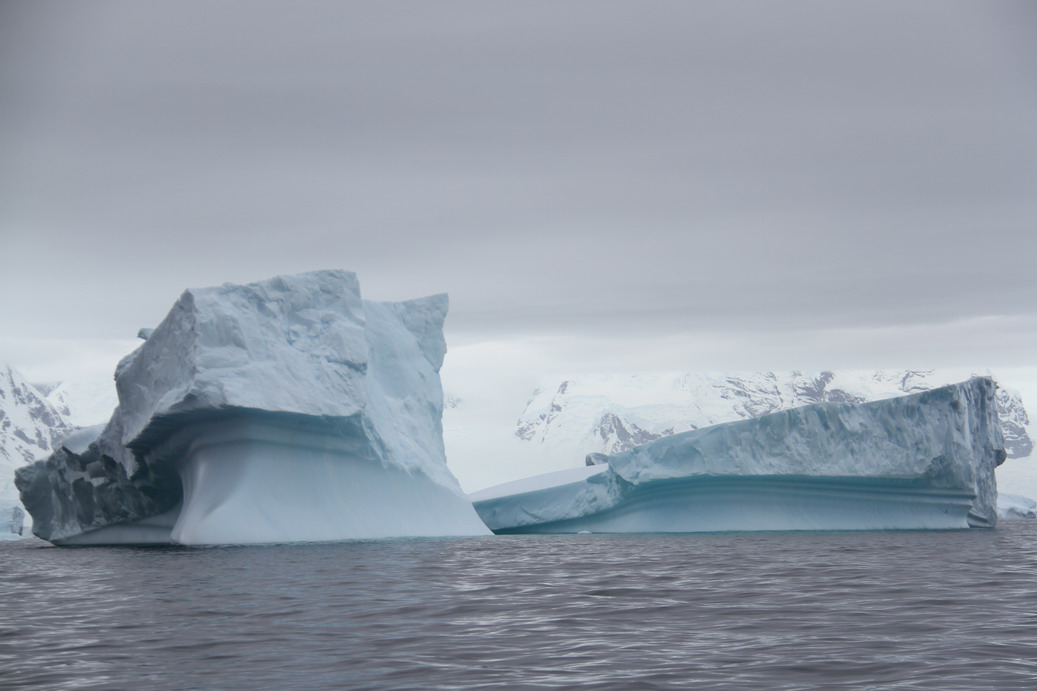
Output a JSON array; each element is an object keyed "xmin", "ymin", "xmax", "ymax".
[{"xmin": 3, "ymin": 522, "xmax": 1037, "ymax": 690}]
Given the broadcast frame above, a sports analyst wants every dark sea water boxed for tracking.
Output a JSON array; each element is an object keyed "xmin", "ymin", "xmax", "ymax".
[{"xmin": 3, "ymin": 522, "xmax": 1037, "ymax": 690}]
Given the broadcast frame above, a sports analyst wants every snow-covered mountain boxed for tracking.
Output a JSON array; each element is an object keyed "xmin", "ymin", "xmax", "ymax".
[
  {"xmin": 43, "ymin": 376, "xmax": 118, "ymax": 427},
  {"xmin": 1, "ymin": 365, "xmax": 74, "ymax": 468},
  {"xmin": 1, "ymin": 365, "xmax": 76, "ymax": 529},
  {"xmin": 515, "ymin": 369, "xmax": 1031, "ymax": 465}
]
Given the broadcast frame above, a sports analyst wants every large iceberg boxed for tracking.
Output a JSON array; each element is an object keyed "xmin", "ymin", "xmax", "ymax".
[
  {"xmin": 471, "ymin": 378, "xmax": 1006, "ymax": 533},
  {"xmin": 15, "ymin": 271, "xmax": 490, "ymax": 544}
]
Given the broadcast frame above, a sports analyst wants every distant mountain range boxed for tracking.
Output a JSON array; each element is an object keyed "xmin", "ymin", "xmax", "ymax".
[
  {"xmin": 515, "ymin": 370, "xmax": 1031, "ymax": 465},
  {"xmin": 34, "ymin": 377, "xmax": 119, "ymax": 427},
  {"xmin": 0, "ymin": 367, "xmax": 74, "ymax": 466},
  {"xmin": 1, "ymin": 366, "xmax": 117, "ymax": 524},
  {"xmin": 1, "ymin": 367, "xmax": 74, "ymax": 522}
]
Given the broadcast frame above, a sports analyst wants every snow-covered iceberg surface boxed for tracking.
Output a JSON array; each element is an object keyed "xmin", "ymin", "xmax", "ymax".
[
  {"xmin": 15, "ymin": 270, "xmax": 490, "ymax": 545},
  {"xmin": 471, "ymin": 378, "xmax": 1006, "ymax": 533}
]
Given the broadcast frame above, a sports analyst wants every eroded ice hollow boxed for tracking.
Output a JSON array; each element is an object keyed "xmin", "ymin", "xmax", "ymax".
[
  {"xmin": 16, "ymin": 271, "xmax": 490, "ymax": 545},
  {"xmin": 470, "ymin": 378, "xmax": 1006, "ymax": 534}
]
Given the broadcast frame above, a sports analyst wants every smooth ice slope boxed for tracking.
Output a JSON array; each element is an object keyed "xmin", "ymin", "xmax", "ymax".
[
  {"xmin": 473, "ymin": 378, "xmax": 1005, "ymax": 533},
  {"xmin": 16, "ymin": 271, "xmax": 489, "ymax": 544}
]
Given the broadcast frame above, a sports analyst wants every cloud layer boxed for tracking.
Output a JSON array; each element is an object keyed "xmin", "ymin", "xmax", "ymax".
[{"xmin": 2, "ymin": 1, "xmax": 1035, "ymax": 373}]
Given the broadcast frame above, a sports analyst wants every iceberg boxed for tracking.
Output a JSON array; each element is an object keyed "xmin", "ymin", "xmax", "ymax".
[
  {"xmin": 997, "ymin": 492, "xmax": 1037, "ymax": 519},
  {"xmin": 471, "ymin": 378, "xmax": 1006, "ymax": 533},
  {"xmin": 15, "ymin": 270, "xmax": 490, "ymax": 545},
  {"xmin": 2, "ymin": 506, "xmax": 24, "ymax": 539}
]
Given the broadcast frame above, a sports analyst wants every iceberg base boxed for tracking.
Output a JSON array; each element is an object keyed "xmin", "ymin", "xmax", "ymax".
[
  {"xmin": 170, "ymin": 438, "xmax": 489, "ymax": 545},
  {"xmin": 54, "ymin": 510, "xmax": 179, "ymax": 546},
  {"xmin": 482, "ymin": 476, "xmax": 976, "ymax": 534}
]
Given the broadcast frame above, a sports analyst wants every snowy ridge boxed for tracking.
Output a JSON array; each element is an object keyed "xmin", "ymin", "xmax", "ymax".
[
  {"xmin": 0, "ymin": 366, "xmax": 74, "ymax": 528},
  {"xmin": 516, "ymin": 369, "xmax": 1030, "ymax": 467},
  {"xmin": 477, "ymin": 378, "xmax": 1005, "ymax": 533},
  {"xmin": 0, "ymin": 366, "xmax": 73, "ymax": 466}
]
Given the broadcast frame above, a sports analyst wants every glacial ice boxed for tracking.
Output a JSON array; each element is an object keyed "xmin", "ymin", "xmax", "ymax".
[
  {"xmin": 997, "ymin": 492, "xmax": 1037, "ymax": 520},
  {"xmin": 471, "ymin": 378, "xmax": 1006, "ymax": 533},
  {"xmin": 15, "ymin": 270, "xmax": 490, "ymax": 544},
  {"xmin": 1, "ymin": 506, "xmax": 24, "ymax": 539}
]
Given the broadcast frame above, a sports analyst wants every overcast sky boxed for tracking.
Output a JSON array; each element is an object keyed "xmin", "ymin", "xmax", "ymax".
[{"xmin": 2, "ymin": 0, "xmax": 1036, "ymax": 386}]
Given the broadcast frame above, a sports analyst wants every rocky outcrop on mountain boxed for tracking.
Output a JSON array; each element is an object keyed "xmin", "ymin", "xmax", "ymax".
[
  {"xmin": 1, "ymin": 366, "xmax": 75, "ymax": 529},
  {"xmin": 1, "ymin": 366, "xmax": 73, "ymax": 465},
  {"xmin": 995, "ymin": 386, "xmax": 1032, "ymax": 458}
]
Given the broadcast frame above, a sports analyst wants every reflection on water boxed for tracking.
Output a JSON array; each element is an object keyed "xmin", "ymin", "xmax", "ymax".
[{"xmin": 3, "ymin": 523, "xmax": 1037, "ymax": 689}]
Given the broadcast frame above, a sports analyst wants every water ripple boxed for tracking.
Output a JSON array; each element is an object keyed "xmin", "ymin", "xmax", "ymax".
[{"xmin": 3, "ymin": 524, "xmax": 1037, "ymax": 688}]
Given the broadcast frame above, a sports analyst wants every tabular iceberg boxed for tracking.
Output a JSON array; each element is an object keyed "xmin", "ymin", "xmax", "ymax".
[
  {"xmin": 15, "ymin": 270, "xmax": 490, "ymax": 545},
  {"xmin": 471, "ymin": 378, "xmax": 1006, "ymax": 533}
]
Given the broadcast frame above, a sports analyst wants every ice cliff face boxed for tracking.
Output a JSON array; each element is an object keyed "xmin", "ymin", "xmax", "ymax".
[
  {"xmin": 516, "ymin": 370, "xmax": 1030, "ymax": 464},
  {"xmin": 15, "ymin": 270, "xmax": 490, "ymax": 544},
  {"xmin": 476, "ymin": 378, "xmax": 1006, "ymax": 533}
]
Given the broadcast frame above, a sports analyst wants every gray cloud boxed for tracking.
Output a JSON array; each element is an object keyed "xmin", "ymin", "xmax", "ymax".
[{"xmin": 1, "ymin": 1, "xmax": 1035, "ymax": 369}]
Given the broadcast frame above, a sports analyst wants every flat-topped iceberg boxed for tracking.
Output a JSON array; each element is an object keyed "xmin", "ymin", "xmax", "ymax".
[
  {"xmin": 471, "ymin": 378, "xmax": 1006, "ymax": 533},
  {"xmin": 16, "ymin": 270, "xmax": 490, "ymax": 544}
]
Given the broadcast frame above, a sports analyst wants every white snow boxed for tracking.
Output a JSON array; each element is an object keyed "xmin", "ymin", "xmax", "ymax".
[
  {"xmin": 473, "ymin": 378, "xmax": 1004, "ymax": 533},
  {"xmin": 997, "ymin": 492, "xmax": 1037, "ymax": 520},
  {"xmin": 46, "ymin": 377, "xmax": 118, "ymax": 427},
  {"xmin": 0, "ymin": 365, "xmax": 72, "ymax": 531}
]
